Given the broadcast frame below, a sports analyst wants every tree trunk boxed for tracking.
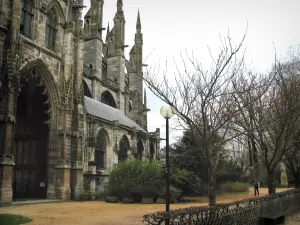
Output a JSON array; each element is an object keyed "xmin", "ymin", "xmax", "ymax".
[
  {"xmin": 267, "ymin": 170, "xmax": 276, "ymax": 194},
  {"xmin": 208, "ymin": 170, "xmax": 217, "ymax": 206}
]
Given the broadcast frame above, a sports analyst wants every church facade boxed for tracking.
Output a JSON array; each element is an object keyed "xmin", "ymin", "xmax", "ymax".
[{"xmin": 0, "ymin": 0, "xmax": 160, "ymax": 206}]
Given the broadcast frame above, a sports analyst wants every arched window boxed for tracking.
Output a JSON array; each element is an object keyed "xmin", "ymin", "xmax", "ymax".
[
  {"xmin": 95, "ymin": 131, "xmax": 106, "ymax": 170},
  {"xmin": 20, "ymin": 0, "xmax": 33, "ymax": 37},
  {"xmin": 45, "ymin": 8, "xmax": 58, "ymax": 50},
  {"xmin": 101, "ymin": 91, "xmax": 117, "ymax": 108},
  {"xmin": 118, "ymin": 135, "xmax": 129, "ymax": 163},
  {"xmin": 150, "ymin": 143, "xmax": 155, "ymax": 161},
  {"xmin": 136, "ymin": 140, "xmax": 143, "ymax": 160}
]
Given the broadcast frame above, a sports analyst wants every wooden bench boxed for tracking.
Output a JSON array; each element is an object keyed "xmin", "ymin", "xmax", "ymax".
[{"xmin": 259, "ymin": 212, "xmax": 285, "ymax": 225}]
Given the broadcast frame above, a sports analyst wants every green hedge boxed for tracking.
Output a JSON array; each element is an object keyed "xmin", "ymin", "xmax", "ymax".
[
  {"xmin": 107, "ymin": 158, "xmax": 164, "ymax": 198},
  {"xmin": 219, "ymin": 182, "xmax": 249, "ymax": 193}
]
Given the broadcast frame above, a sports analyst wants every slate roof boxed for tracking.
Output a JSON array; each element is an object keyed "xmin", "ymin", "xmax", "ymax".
[{"xmin": 84, "ymin": 96, "xmax": 147, "ymax": 133}]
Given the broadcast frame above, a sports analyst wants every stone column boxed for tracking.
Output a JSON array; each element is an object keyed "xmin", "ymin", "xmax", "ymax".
[
  {"xmin": 0, "ymin": 88, "xmax": 17, "ymax": 206},
  {"xmin": 54, "ymin": 105, "xmax": 73, "ymax": 200},
  {"xmin": 86, "ymin": 161, "xmax": 96, "ymax": 200},
  {"xmin": 70, "ymin": 102, "xmax": 84, "ymax": 200},
  {"xmin": 55, "ymin": 159, "xmax": 71, "ymax": 200},
  {"xmin": 71, "ymin": 160, "xmax": 83, "ymax": 200},
  {"xmin": 47, "ymin": 129, "xmax": 58, "ymax": 199},
  {"xmin": 0, "ymin": 154, "xmax": 14, "ymax": 206},
  {"xmin": 112, "ymin": 120, "xmax": 119, "ymax": 161}
]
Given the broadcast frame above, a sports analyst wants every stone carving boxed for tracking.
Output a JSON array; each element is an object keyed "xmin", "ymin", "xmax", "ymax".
[
  {"xmin": 0, "ymin": 115, "xmax": 16, "ymax": 123},
  {"xmin": 71, "ymin": 161, "xmax": 83, "ymax": 169},
  {"xmin": 40, "ymin": 2, "xmax": 47, "ymax": 13},
  {"xmin": 0, "ymin": 153, "xmax": 15, "ymax": 166},
  {"xmin": 55, "ymin": 160, "xmax": 71, "ymax": 168}
]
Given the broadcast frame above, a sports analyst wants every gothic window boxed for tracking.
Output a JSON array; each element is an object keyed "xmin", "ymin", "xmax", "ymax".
[
  {"xmin": 150, "ymin": 143, "xmax": 155, "ymax": 161},
  {"xmin": 118, "ymin": 135, "xmax": 129, "ymax": 163},
  {"xmin": 95, "ymin": 131, "xmax": 106, "ymax": 170},
  {"xmin": 45, "ymin": 9, "xmax": 58, "ymax": 50},
  {"xmin": 20, "ymin": 0, "xmax": 33, "ymax": 37},
  {"xmin": 101, "ymin": 91, "xmax": 117, "ymax": 108},
  {"xmin": 136, "ymin": 140, "xmax": 143, "ymax": 160}
]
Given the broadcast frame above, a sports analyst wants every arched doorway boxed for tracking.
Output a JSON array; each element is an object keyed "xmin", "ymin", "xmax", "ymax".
[
  {"xmin": 13, "ymin": 70, "xmax": 50, "ymax": 199},
  {"xmin": 118, "ymin": 135, "xmax": 129, "ymax": 163},
  {"xmin": 136, "ymin": 140, "xmax": 144, "ymax": 160},
  {"xmin": 101, "ymin": 90, "xmax": 117, "ymax": 108},
  {"xmin": 150, "ymin": 143, "xmax": 155, "ymax": 161}
]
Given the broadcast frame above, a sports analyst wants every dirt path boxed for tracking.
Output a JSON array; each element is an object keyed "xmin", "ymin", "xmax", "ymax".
[{"xmin": 0, "ymin": 188, "xmax": 293, "ymax": 225}]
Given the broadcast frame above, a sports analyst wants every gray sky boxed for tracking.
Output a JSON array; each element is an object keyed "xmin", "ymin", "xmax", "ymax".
[{"xmin": 82, "ymin": 0, "xmax": 300, "ymax": 148}]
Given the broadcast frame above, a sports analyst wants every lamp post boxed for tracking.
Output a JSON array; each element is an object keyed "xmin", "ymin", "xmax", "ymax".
[{"xmin": 160, "ymin": 105, "xmax": 174, "ymax": 225}]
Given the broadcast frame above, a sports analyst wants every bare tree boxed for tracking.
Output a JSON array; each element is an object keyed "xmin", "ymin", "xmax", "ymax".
[
  {"xmin": 229, "ymin": 137, "xmax": 250, "ymax": 176},
  {"xmin": 143, "ymin": 33, "xmax": 246, "ymax": 206},
  {"xmin": 232, "ymin": 58, "xmax": 300, "ymax": 194},
  {"xmin": 283, "ymin": 140, "xmax": 300, "ymax": 188},
  {"xmin": 282, "ymin": 51, "xmax": 300, "ymax": 188}
]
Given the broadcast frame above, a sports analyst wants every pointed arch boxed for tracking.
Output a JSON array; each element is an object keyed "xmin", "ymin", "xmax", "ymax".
[
  {"xmin": 118, "ymin": 134, "xmax": 130, "ymax": 163},
  {"xmin": 95, "ymin": 129, "xmax": 109, "ymax": 169},
  {"xmin": 136, "ymin": 140, "xmax": 144, "ymax": 160},
  {"xmin": 45, "ymin": 0, "xmax": 66, "ymax": 24},
  {"xmin": 18, "ymin": 58, "xmax": 60, "ymax": 128},
  {"xmin": 97, "ymin": 128, "xmax": 110, "ymax": 146},
  {"xmin": 101, "ymin": 90, "xmax": 117, "ymax": 108}
]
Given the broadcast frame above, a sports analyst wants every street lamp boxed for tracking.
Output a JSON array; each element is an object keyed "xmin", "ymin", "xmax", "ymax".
[{"xmin": 160, "ymin": 105, "xmax": 174, "ymax": 225}]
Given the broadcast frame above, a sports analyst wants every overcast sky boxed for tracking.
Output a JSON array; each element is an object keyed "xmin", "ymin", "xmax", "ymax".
[{"xmin": 82, "ymin": 0, "xmax": 300, "ymax": 148}]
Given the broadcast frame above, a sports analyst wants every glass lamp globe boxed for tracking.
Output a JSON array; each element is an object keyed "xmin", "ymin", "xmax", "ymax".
[{"xmin": 160, "ymin": 105, "xmax": 174, "ymax": 119}]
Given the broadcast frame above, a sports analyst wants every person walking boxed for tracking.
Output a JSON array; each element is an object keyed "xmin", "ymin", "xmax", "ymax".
[{"xmin": 253, "ymin": 180, "xmax": 260, "ymax": 196}]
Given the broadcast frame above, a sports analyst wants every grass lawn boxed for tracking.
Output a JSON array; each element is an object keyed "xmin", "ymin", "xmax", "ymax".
[{"xmin": 0, "ymin": 214, "xmax": 32, "ymax": 225}]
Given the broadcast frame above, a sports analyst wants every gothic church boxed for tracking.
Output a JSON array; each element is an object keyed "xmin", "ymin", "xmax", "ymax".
[{"xmin": 0, "ymin": 0, "xmax": 160, "ymax": 206}]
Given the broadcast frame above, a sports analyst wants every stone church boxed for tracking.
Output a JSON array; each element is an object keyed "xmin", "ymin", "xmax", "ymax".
[{"xmin": 0, "ymin": 0, "xmax": 161, "ymax": 206}]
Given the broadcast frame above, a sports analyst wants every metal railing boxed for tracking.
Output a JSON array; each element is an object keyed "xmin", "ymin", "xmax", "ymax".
[{"xmin": 143, "ymin": 188, "xmax": 300, "ymax": 225}]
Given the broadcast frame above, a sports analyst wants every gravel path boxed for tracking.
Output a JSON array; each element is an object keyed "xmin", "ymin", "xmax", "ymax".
[{"xmin": 0, "ymin": 188, "xmax": 293, "ymax": 225}]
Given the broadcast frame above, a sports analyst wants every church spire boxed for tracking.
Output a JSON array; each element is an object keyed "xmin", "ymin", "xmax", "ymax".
[
  {"xmin": 136, "ymin": 9, "xmax": 141, "ymax": 33},
  {"xmin": 106, "ymin": 22, "xmax": 110, "ymax": 41},
  {"xmin": 117, "ymin": 0, "xmax": 123, "ymax": 12},
  {"xmin": 134, "ymin": 10, "xmax": 142, "ymax": 45}
]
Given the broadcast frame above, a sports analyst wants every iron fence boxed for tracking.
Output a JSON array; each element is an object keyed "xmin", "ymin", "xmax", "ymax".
[{"xmin": 143, "ymin": 189, "xmax": 300, "ymax": 225}]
